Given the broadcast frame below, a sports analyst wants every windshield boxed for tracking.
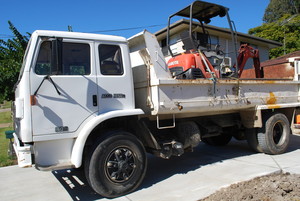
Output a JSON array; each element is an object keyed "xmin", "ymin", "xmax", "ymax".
[{"xmin": 18, "ymin": 37, "xmax": 32, "ymax": 81}]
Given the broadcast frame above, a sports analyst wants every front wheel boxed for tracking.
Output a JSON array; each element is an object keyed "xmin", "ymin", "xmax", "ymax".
[
  {"xmin": 85, "ymin": 131, "xmax": 147, "ymax": 198},
  {"xmin": 258, "ymin": 113, "xmax": 290, "ymax": 155}
]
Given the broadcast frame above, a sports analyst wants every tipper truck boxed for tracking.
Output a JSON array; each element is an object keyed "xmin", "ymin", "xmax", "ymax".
[{"xmin": 10, "ymin": 0, "xmax": 300, "ymax": 198}]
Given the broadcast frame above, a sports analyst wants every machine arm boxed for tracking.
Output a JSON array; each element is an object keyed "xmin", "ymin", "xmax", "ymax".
[{"xmin": 236, "ymin": 44, "xmax": 263, "ymax": 78}]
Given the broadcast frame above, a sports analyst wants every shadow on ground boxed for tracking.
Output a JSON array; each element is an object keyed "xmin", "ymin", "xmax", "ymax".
[{"xmin": 52, "ymin": 135, "xmax": 300, "ymax": 201}]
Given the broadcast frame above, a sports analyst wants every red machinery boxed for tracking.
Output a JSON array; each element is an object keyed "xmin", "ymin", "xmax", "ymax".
[
  {"xmin": 167, "ymin": 44, "xmax": 263, "ymax": 79},
  {"xmin": 166, "ymin": 1, "xmax": 263, "ymax": 79},
  {"xmin": 166, "ymin": 1, "xmax": 228, "ymax": 79},
  {"xmin": 167, "ymin": 51, "xmax": 219, "ymax": 79},
  {"xmin": 235, "ymin": 44, "xmax": 263, "ymax": 78}
]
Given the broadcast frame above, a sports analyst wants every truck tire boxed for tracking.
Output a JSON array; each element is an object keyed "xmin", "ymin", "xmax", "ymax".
[
  {"xmin": 202, "ymin": 133, "xmax": 232, "ymax": 146},
  {"xmin": 230, "ymin": 126, "xmax": 246, "ymax": 141},
  {"xmin": 245, "ymin": 128, "xmax": 263, "ymax": 153},
  {"xmin": 257, "ymin": 113, "xmax": 290, "ymax": 155},
  {"xmin": 85, "ymin": 131, "xmax": 147, "ymax": 198}
]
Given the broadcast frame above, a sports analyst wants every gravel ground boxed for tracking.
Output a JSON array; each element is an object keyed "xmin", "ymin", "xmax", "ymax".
[{"xmin": 200, "ymin": 172, "xmax": 300, "ymax": 201}]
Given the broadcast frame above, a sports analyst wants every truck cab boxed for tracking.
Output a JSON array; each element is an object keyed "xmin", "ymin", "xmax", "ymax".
[{"xmin": 13, "ymin": 31, "xmax": 142, "ymax": 169}]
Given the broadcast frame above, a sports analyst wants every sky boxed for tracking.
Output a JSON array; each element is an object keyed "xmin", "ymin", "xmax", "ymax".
[{"xmin": 0, "ymin": 0, "xmax": 269, "ymax": 39}]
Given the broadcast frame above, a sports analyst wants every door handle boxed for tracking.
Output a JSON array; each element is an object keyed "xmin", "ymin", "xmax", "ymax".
[{"xmin": 93, "ymin": 95, "xmax": 97, "ymax": 106}]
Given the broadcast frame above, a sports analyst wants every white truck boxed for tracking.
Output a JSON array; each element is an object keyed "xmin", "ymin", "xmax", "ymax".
[{"xmin": 11, "ymin": 1, "xmax": 300, "ymax": 198}]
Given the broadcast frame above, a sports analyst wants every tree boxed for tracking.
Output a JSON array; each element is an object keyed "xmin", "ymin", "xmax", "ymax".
[
  {"xmin": 0, "ymin": 21, "xmax": 29, "ymax": 103},
  {"xmin": 249, "ymin": 14, "xmax": 300, "ymax": 59},
  {"xmin": 263, "ymin": 0, "xmax": 300, "ymax": 23}
]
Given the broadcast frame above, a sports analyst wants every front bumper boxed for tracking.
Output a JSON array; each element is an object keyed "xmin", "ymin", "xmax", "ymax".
[{"xmin": 13, "ymin": 133, "xmax": 33, "ymax": 167}]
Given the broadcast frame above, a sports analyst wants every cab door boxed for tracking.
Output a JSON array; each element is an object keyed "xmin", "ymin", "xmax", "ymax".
[
  {"xmin": 30, "ymin": 38, "xmax": 98, "ymax": 137},
  {"xmin": 95, "ymin": 42, "xmax": 135, "ymax": 113}
]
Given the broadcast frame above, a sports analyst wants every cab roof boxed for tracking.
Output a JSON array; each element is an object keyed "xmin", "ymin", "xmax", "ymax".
[
  {"xmin": 31, "ymin": 30, "xmax": 127, "ymax": 43},
  {"xmin": 170, "ymin": 0, "xmax": 228, "ymax": 22}
]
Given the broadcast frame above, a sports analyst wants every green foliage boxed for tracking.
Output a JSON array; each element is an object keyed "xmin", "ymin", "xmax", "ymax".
[
  {"xmin": 263, "ymin": 0, "xmax": 300, "ymax": 23},
  {"xmin": 249, "ymin": 14, "xmax": 300, "ymax": 58},
  {"xmin": 0, "ymin": 21, "xmax": 30, "ymax": 103}
]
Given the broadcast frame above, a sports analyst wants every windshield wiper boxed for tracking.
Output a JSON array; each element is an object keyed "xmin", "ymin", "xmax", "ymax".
[{"xmin": 34, "ymin": 75, "xmax": 61, "ymax": 96}]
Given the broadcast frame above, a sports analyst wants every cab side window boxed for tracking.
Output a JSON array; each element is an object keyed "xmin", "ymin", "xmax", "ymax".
[
  {"xmin": 99, "ymin": 44, "xmax": 123, "ymax": 75},
  {"xmin": 35, "ymin": 41, "xmax": 51, "ymax": 75},
  {"xmin": 35, "ymin": 41, "xmax": 91, "ymax": 75}
]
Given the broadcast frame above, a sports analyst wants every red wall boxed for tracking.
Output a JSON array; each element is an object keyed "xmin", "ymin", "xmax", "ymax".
[{"xmin": 240, "ymin": 63, "xmax": 294, "ymax": 79}]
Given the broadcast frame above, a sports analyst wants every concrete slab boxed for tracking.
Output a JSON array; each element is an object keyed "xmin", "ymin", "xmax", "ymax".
[
  {"xmin": 0, "ymin": 135, "xmax": 299, "ymax": 201},
  {"xmin": 283, "ymin": 165, "xmax": 300, "ymax": 174},
  {"xmin": 128, "ymin": 159, "xmax": 280, "ymax": 201},
  {"xmin": 0, "ymin": 166, "xmax": 72, "ymax": 201}
]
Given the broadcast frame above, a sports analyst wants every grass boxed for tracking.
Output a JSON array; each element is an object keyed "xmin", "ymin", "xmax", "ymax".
[
  {"xmin": 0, "ymin": 101, "xmax": 11, "ymax": 109},
  {"xmin": 0, "ymin": 104, "xmax": 17, "ymax": 167},
  {"xmin": 0, "ymin": 127, "xmax": 16, "ymax": 167},
  {"xmin": 0, "ymin": 111, "xmax": 12, "ymax": 124}
]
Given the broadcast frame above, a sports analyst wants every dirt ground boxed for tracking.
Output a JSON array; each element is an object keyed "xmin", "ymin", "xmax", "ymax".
[{"xmin": 200, "ymin": 172, "xmax": 300, "ymax": 201}]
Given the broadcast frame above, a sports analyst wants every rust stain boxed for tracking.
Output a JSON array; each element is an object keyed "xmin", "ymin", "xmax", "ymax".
[
  {"xmin": 267, "ymin": 92, "xmax": 277, "ymax": 104},
  {"xmin": 263, "ymin": 80, "xmax": 276, "ymax": 84},
  {"xmin": 267, "ymin": 104, "xmax": 281, "ymax": 109}
]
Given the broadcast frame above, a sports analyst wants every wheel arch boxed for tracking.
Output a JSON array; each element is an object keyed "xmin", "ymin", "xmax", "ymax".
[
  {"xmin": 260, "ymin": 108, "xmax": 294, "ymax": 126},
  {"xmin": 71, "ymin": 109, "xmax": 144, "ymax": 168},
  {"xmin": 240, "ymin": 106, "xmax": 295, "ymax": 129}
]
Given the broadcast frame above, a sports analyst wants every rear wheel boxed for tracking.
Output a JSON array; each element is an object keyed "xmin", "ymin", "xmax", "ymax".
[
  {"xmin": 246, "ymin": 128, "xmax": 263, "ymax": 153},
  {"xmin": 258, "ymin": 113, "xmax": 290, "ymax": 155},
  {"xmin": 202, "ymin": 133, "xmax": 232, "ymax": 146},
  {"xmin": 85, "ymin": 131, "xmax": 147, "ymax": 198}
]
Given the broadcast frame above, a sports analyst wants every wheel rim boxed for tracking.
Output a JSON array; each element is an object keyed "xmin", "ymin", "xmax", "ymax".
[
  {"xmin": 105, "ymin": 147, "xmax": 136, "ymax": 183},
  {"xmin": 273, "ymin": 120, "xmax": 284, "ymax": 145}
]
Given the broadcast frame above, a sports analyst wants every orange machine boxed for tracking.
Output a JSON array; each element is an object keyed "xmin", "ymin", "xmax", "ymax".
[
  {"xmin": 167, "ymin": 51, "xmax": 220, "ymax": 79},
  {"xmin": 166, "ymin": 1, "xmax": 263, "ymax": 79}
]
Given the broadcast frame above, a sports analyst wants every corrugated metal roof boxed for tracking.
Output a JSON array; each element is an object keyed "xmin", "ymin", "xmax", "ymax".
[{"xmin": 261, "ymin": 50, "xmax": 300, "ymax": 67}]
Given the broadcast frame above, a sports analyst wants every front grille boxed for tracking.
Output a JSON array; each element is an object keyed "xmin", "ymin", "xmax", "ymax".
[{"xmin": 191, "ymin": 68, "xmax": 203, "ymax": 79}]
